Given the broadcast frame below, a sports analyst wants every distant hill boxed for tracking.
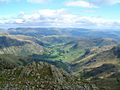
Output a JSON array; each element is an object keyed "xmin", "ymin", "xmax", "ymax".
[
  {"xmin": 0, "ymin": 36, "xmax": 44, "ymax": 57},
  {"xmin": 0, "ymin": 36, "xmax": 28, "ymax": 48},
  {"xmin": 7, "ymin": 28, "xmax": 120, "ymax": 39}
]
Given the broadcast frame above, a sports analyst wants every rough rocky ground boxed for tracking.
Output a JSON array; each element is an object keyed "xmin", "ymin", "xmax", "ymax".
[{"xmin": 0, "ymin": 62, "xmax": 98, "ymax": 90}]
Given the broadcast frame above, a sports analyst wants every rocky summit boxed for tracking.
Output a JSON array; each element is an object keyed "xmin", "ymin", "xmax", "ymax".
[{"xmin": 0, "ymin": 62, "xmax": 98, "ymax": 90}]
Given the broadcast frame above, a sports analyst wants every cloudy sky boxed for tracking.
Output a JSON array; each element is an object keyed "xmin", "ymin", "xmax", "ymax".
[{"xmin": 0, "ymin": 0, "xmax": 120, "ymax": 29}]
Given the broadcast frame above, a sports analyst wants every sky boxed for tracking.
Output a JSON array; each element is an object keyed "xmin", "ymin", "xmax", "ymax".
[{"xmin": 0, "ymin": 0, "xmax": 120, "ymax": 29}]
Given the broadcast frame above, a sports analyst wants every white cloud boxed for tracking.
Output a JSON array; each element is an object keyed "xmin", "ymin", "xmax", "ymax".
[
  {"xmin": 109, "ymin": 0, "xmax": 120, "ymax": 4},
  {"xmin": 0, "ymin": 0, "xmax": 120, "ymax": 5},
  {"xmin": 66, "ymin": 0, "xmax": 97, "ymax": 8},
  {"xmin": 91, "ymin": 0, "xmax": 120, "ymax": 6},
  {"xmin": 0, "ymin": 0, "xmax": 9, "ymax": 1},
  {"xmin": 0, "ymin": 0, "xmax": 48, "ymax": 3},
  {"xmin": 66, "ymin": 0, "xmax": 120, "ymax": 8},
  {"xmin": 0, "ymin": 0, "xmax": 21, "ymax": 3},
  {"xmin": 0, "ymin": 9, "xmax": 120, "ymax": 29},
  {"xmin": 27, "ymin": 0, "xmax": 48, "ymax": 3}
]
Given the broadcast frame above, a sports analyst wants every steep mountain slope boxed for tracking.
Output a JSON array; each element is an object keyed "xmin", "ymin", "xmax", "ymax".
[
  {"xmin": 0, "ymin": 54, "xmax": 70, "ymax": 73},
  {"xmin": 71, "ymin": 45, "xmax": 120, "ymax": 90},
  {"xmin": 0, "ymin": 54, "xmax": 29, "ymax": 70},
  {"xmin": 91, "ymin": 78, "xmax": 120, "ymax": 90},
  {"xmin": 0, "ymin": 62, "xmax": 98, "ymax": 90},
  {"xmin": 73, "ymin": 45, "xmax": 120, "ymax": 79},
  {"xmin": 0, "ymin": 36, "xmax": 44, "ymax": 57},
  {"xmin": 5, "ymin": 34, "xmax": 48, "ymax": 46},
  {"xmin": 0, "ymin": 36, "xmax": 28, "ymax": 48}
]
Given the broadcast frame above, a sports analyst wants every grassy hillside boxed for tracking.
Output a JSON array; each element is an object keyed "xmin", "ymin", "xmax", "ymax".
[
  {"xmin": 70, "ymin": 45, "xmax": 120, "ymax": 90},
  {"xmin": 37, "ymin": 37, "xmax": 119, "ymax": 62},
  {"xmin": 91, "ymin": 78, "xmax": 120, "ymax": 90},
  {"xmin": 0, "ymin": 35, "xmax": 44, "ymax": 57},
  {"xmin": 73, "ymin": 45, "xmax": 120, "ymax": 79},
  {"xmin": 0, "ymin": 36, "xmax": 28, "ymax": 48},
  {"xmin": 0, "ymin": 54, "xmax": 29, "ymax": 70}
]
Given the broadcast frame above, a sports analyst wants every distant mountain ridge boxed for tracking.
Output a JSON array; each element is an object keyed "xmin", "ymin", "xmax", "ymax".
[{"xmin": 7, "ymin": 28, "xmax": 120, "ymax": 39}]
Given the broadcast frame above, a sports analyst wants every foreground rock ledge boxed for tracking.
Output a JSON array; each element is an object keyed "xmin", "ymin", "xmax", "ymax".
[{"xmin": 0, "ymin": 62, "xmax": 98, "ymax": 90}]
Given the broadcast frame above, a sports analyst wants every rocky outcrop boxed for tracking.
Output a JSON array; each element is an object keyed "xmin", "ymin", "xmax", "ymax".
[{"xmin": 0, "ymin": 62, "xmax": 98, "ymax": 90}]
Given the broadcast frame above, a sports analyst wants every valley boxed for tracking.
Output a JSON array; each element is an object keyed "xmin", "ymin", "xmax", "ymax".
[{"xmin": 0, "ymin": 28, "xmax": 120, "ymax": 90}]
